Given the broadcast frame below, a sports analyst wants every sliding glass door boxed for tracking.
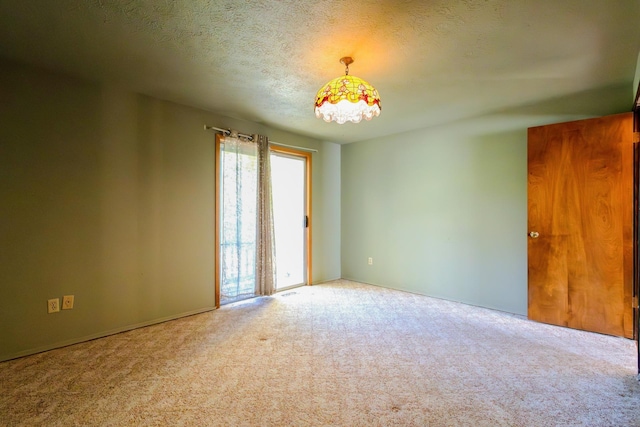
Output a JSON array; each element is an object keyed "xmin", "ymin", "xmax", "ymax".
[
  {"xmin": 215, "ymin": 135, "xmax": 311, "ymax": 306},
  {"xmin": 270, "ymin": 151, "xmax": 308, "ymax": 290}
]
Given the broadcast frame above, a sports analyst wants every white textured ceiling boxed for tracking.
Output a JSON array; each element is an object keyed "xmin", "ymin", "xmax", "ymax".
[{"xmin": 0, "ymin": 0, "xmax": 639, "ymax": 143}]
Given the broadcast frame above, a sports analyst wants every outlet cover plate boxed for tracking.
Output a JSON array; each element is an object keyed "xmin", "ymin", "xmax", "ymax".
[
  {"xmin": 48, "ymin": 298, "xmax": 60, "ymax": 313},
  {"xmin": 62, "ymin": 295, "xmax": 74, "ymax": 310}
]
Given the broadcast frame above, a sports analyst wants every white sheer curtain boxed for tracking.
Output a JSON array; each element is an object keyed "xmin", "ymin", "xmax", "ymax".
[{"xmin": 219, "ymin": 132, "xmax": 276, "ymax": 304}]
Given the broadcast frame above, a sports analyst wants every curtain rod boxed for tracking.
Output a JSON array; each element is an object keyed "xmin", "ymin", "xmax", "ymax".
[{"xmin": 204, "ymin": 125, "xmax": 318, "ymax": 153}]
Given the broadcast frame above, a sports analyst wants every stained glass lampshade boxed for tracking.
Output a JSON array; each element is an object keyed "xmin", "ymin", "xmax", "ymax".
[{"xmin": 314, "ymin": 57, "xmax": 381, "ymax": 124}]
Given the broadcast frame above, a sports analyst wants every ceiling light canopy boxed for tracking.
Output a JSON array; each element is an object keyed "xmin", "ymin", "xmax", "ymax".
[{"xmin": 314, "ymin": 57, "xmax": 381, "ymax": 124}]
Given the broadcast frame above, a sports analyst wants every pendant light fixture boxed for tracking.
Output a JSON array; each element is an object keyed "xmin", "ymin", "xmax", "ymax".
[{"xmin": 314, "ymin": 57, "xmax": 381, "ymax": 124}]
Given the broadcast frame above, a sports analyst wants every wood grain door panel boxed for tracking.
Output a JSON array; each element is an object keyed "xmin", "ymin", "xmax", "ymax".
[{"xmin": 528, "ymin": 113, "xmax": 633, "ymax": 338}]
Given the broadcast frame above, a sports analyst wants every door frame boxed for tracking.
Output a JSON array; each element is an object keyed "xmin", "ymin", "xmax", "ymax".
[
  {"xmin": 214, "ymin": 133, "xmax": 222, "ymax": 308},
  {"xmin": 634, "ymin": 139, "xmax": 639, "ymax": 376},
  {"xmin": 633, "ymin": 86, "xmax": 640, "ymax": 375},
  {"xmin": 269, "ymin": 145, "xmax": 313, "ymax": 290}
]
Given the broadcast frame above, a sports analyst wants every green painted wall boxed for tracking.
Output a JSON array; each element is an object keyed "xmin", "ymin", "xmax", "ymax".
[
  {"xmin": 312, "ymin": 141, "xmax": 341, "ymax": 281},
  {"xmin": 341, "ymin": 82, "xmax": 632, "ymax": 315},
  {"xmin": 0, "ymin": 59, "xmax": 340, "ymax": 361},
  {"xmin": 634, "ymin": 50, "xmax": 640, "ymax": 101},
  {"xmin": 341, "ymin": 123, "xmax": 528, "ymax": 314}
]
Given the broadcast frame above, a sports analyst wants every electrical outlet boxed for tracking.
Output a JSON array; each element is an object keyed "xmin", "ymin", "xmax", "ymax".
[
  {"xmin": 62, "ymin": 295, "xmax": 74, "ymax": 310},
  {"xmin": 48, "ymin": 298, "xmax": 60, "ymax": 313},
  {"xmin": 368, "ymin": 257, "xmax": 373, "ymax": 265}
]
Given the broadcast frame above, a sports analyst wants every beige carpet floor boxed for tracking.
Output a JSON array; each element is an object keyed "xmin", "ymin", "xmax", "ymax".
[{"xmin": 1, "ymin": 280, "xmax": 639, "ymax": 426}]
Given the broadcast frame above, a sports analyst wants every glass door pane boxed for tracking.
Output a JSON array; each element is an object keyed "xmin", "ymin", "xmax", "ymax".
[
  {"xmin": 270, "ymin": 152, "xmax": 306, "ymax": 289},
  {"xmin": 219, "ymin": 139, "xmax": 258, "ymax": 304}
]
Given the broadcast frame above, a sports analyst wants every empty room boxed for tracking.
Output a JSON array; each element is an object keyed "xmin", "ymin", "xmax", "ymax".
[{"xmin": 1, "ymin": 1, "xmax": 640, "ymax": 425}]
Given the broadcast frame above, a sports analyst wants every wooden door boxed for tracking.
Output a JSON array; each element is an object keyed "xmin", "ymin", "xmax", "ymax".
[{"xmin": 528, "ymin": 112, "xmax": 634, "ymax": 338}]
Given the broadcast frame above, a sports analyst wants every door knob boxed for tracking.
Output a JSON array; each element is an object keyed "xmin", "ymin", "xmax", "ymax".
[{"xmin": 529, "ymin": 231, "xmax": 540, "ymax": 238}]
